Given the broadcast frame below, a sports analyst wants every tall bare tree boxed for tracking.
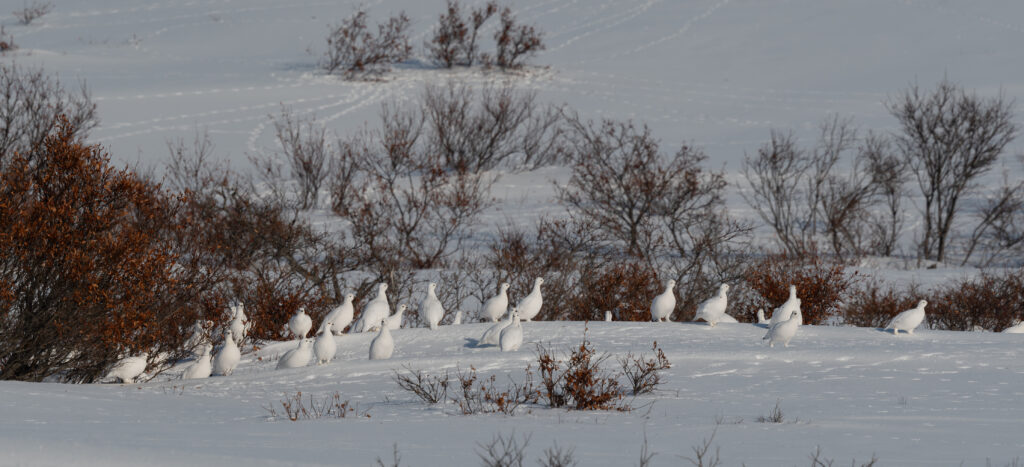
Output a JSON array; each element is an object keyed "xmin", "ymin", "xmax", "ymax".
[{"xmin": 888, "ymin": 78, "xmax": 1018, "ymax": 262}]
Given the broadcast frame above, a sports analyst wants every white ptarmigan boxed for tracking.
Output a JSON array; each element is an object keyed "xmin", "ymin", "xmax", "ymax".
[
  {"xmin": 420, "ymin": 282, "xmax": 445, "ymax": 330},
  {"xmin": 1002, "ymin": 320, "xmax": 1024, "ymax": 333},
  {"xmin": 452, "ymin": 310, "xmax": 462, "ymax": 325},
  {"xmin": 212, "ymin": 329, "xmax": 241, "ymax": 376},
  {"xmin": 499, "ymin": 309, "xmax": 523, "ymax": 352},
  {"xmin": 104, "ymin": 353, "xmax": 149, "ymax": 383},
  {"xmin": 517, "ymin": 278, "xmax": 545, "ymax": 322},
  {"xmin": 181, "ymin": 344, "xmax": 212, "ymax": 380},
  {"xmin": 288, "ymin": 308, "xmax": 312, "ymax": 339},
  {"xmin": 650, "ymin": 279, "xmax": 676, "ymax": 322},
  {"xmin": 277, "ymin": 338, "xmax": 313, "ymax": 369},
  {"xmin": 480, "ymin": 307, "xmax": 514, "ymax": 346},
  {"xmin": 605, "ymin": 310, "xmax": 613, "ymax": 322},
  {"xmin": 385, "ymin": 304, "xmax": 407, "ymax": 331},
  {"xmin": 323, "ymin": 293, "xmax": 355, "ymax": 335},
  {"xmin": 313, "ymin": 321, "xmax": 337, "ymax": 365},
  {"xmin": 886, "ymin": 300, "xmax": 928, "ymax": 336},
  {"xmin": 228, "ymin": 306, "xmax": 246, "ymax": 346},
  {"xmin": 763, "ymin": 313, "xmax": 800, "ymax": 348},
  {"xmin": 694, "ymin": 283, "xmax": 730, "ymax": 327},
  {"xmin": 352, "ymin": 283, "xmax": 389, "ymax": 333},
  {"xmin": 756, "ymin": 309, "xmax": 769, "ymax": 324},
  {"xmin": 369, "ymin": 319, "xmax": 394, "ymax": 360},
  {"xmin": 481, "ymin": 282, "xmax": 511, "ymax": 322},
  {"xmin": 718, "ymin": 312, "xmax": 739, "ymax": 323},
  {"xmin": 769, "ymin": 285, "xmax": 801, "ymax": 326}
]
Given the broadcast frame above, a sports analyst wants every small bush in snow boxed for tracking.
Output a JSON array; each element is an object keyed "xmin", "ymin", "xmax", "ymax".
[
  {"xmin": 0, "ymin": 26, "xmax": 14, "ymax": 53},
  {"xmin": 478, "ymin": 431, "xmax": 531, "ymax": 467},
  {"xmin": 425, "ymin": 0, "xmax": 497, "ymax": 68},
  {"xmin": 12, "ymin": 1, "xmax": 52, "ymax": 25},
  {"xmin": 491, "ymin": 7, "xmax": 545, "ymax": 70},
  {"xmin": 756, "ymin": 400, "xmax": 786, "ymax": 423},
  {"xmin": 618, "ymin": 341, "xmax": 671, "ymax": 395},
  {"xmin": 841, "ymin": 279, "xmax": 919, "ymax": 328},
  {"xmin": 808, "ymin": 446, "xmax": 878, "ymax": 467},
  {"xmin": 925, "ymin": 269, "xmax": 1024, "ymax": 332},
  {"xmin": 536, "ymin": 334, "xmax": 629, "ymax": 411},
  {"xmin": 264, "ymin": 391, "xmax": 362, "ymax": 421},
  {"xmin": 739, "ymin": 253, "xmax": 854, "ymax": 325},
  {"xmin": 393, "ymin": 365, "xmax": 449, "ymax": 404},
  {"xmin": 320, "ymin": 8, "xmax": 412, "ymax": 79}
]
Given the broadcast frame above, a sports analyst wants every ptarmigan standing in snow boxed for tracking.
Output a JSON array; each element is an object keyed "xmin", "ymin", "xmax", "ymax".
[
  {"xmin": 763, "ymin": 313, "xmax": 800, "ymax": 348},
  {"xmin": 104, "ymin": 353, "xmax": 148, "ymax": 383},
  {"xmin": 313, "ymin": 321, "xmax": 336, "ymax": 365},
  {"xmin": 182, "ymin": 344, "xmax": 212, "ymax": 380},
  {"xmin": 481, "ymin": 282, "xmax": 511, "ymax": 322},
  {"xmin": 480, "ymin": 307, "xmax": 514, "ymax": 346},
  {"xmin": 499, "ymin": 309, "xmax": 523, "ymax": 352},
  {"xmin": 323, "ymin": 293, "xmax": 355, "ymax": 335},
  {"xmin": 452, "ymin": 310, "xmax": 462, "ymax": 325},
  {"xmin": 212, "ymin": 329, "xmax": 241, "ymax": 376},
  {"xmin": 886, "ymin": 300, "xmax": 927, "ymax": 336},
  {"xmin": 517, "ymin": 278, "xmax": 545, "ymax": 321},
  {"xmin": 694, "ymin": 283, "xmax": 730, "ymax": 327},
  {"xmin": 277, "ymin": 338, "xmax": 313, "ymax": 369},
  {"xmin": 288, "ymin": 308, "xmax": 312, "ymax": 339},
  {"xmin": 385, "ymin": 304, "xmax": 407, "ymax": 331},
  {"xmin": 228, "ymin": 304, "xmax": 247, "ymax": 346},
  {"xmin": 369, "ymin": 319, "xmax": 394, "ymax": 360},
  {"xmin": 769, "ymin": 285, "xmax": 801, "ymax": 326},
  {"xmin": 420, "ymin": 282, "xmax": 445, "ymax": 330},
  {"xmin": 650, "ymin": 279, "xmax": 676, "ymax": 322},
  {"xmin": 352, "ymin": 283, "xmax": 389, "ymax": 333}
]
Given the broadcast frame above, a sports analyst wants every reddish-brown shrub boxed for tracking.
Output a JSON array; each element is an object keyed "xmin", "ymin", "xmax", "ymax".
[
  {"xmin": 739, "ymin": 253, "xmax": 856, "ymax": 325},
  {"xmin": 492, "ymin": 7, "xmax": 545, "ymax": 70},
  {"xmin": 0, "ymin": 119, "xmax": 208, "ymax": 382},
  {"xmin": 425, "ymin": 0, "xmax": 498, "ymax": 68},
  {"xmin": 568, "ymin": 262, "xmax": 662, "ymax": 321},
  {"xmin": 927, "ymin": 270, "xmax": 1024, "ymax": 331},
  {"xmin": 536, "ymin": 334, "xmax": 629, "ymax": 411},
  {"xmin": 321, "ymin": 9, "xmax": 412, "ymax": 78},
  {"xmin": 841, "ymin": 279, "xmax": 919, "ymax": 328}
]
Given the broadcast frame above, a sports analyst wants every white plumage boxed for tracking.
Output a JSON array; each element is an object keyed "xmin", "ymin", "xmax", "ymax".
[
  {"xmin": 369, "ymin": 320, "xmax": 394, "ymax": 360},
  {"xmin": 517, "ymin": 278, "xmax": 545, "ymax": 321},
  {"xmin": 481, "ymin": 282, "xmax": 511, "ymax": 322},
  {"xmin": 650, "ymin": 279, "xmax": 676, "ymax": 322},
  {"xmin": 694, "ymin": 283, "xmax": 730, "ymax": 327},
  {"xmin": 352, "ymin": 283, "xmax": 389, "ymax": 333},
  {"xmin": 452, "ymin": 310, "xmax": 462, "ymax": 325},
  {"xmin": 288, "ymin": 308, "xmax": 312, "ymax": 339},
  {"xmin": 886, "ymin": 300, "xmax": 927, "ymax": 336},
  {"xmin": 385, "ymin": 304, "xmax": 407, "ymax": 331},
  {"xmin": 480, "ymin": 307, "xmax": 514, "ymax": 346},
  {"xmin": 420, "ymin": 282, "xmax": 445, "ymax": 330},
  {"xmin": 718, "ymin": 312, "xmax": 739, "ymax": 323},
  {"xmin": 499, "ymin": 309, "xmax": 523, "ymax": 352},
  {"xmin": 763, "ymin": 314, "xmax": 800, "ymax": 347},
  {"xmin": 277, "ymin": 338, "xmax": 313, "ymax": 369},
  {"xmin": 756, "ymin": 309, "xmax": 768, "ymax": 324},
  {"xmin": 212, "ymin": 329, "xmax": 241, "ymax": 376},
  {"xmin": 323, "ymin": 294, "xmax": 355, "ymax": 335},
  {"xmin": 313, "ymin": 321, "xmax": 337, "ymax": 365},
  {"xmin": 769, "ymin": 285, "xmax": 801, "ymax": 326},
  {"xmin": 1003, "ymin": 320, "xmax": 1024, "ymax": 333},
  {"xmin": 104, "ymin": 353, "xmax": 148, "ymax": 383},
  {"xmin": 181, "ymin": 344, "xmax": 212, "ymax": 380},
  {"xmin": 228, "ymin": 307, "xmax": 246, "ymax": 346},
  {"xmin": 605, "ymin": 310, "xmax": 613, "ymax": 322}
]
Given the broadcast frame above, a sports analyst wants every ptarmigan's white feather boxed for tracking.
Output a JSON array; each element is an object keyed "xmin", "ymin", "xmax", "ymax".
[
  {"xmin": 886, "ymin": 300, "xmax": 927, "ymax": 336},
  {"xmin": 650, "ymin": 280, "xmax": 676, "ymax": 322},
  {"xmin": 481, "ymin": 282, "xmax": 510, "ymax": 322},
  {"xmin": 517, "ymin": 278, "xmax": 545, "ymax": 322}
]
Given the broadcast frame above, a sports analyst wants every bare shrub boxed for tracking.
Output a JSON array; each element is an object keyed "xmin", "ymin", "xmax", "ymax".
[
  {"xmin": 756, "ymin": 400, "xmax": 786, "ymax": 423},
  {"xmin": 888, "ymin": 78, "xmax": 1018, "ymax": 263},
  {"xmin": 478, "ymin": 431, "xmax": 531, "ymax": 467},
  {"xmin": 376, "ymin": 444, "xmax": 403, "ymax": 467},
  {"xmin": 559, "ymin": 115, "xmax": 748, "ymax": 316},
  {"xmin": 926, "ymin": 269, "xmax": 1024, "ymax": 331},
  {"xmin": 332, "ymin": 100, "xmax": 492, "ymax": 271},
  {"xmin": 860, "ymin": 132, "xmax": 907, "ymax": 256},
  {"xmin": 492, "ymin": 7, "xmax": 545, "ymax": 70},
  {"xmin": 321, "ymin": 8, "xmax": 412, "ymax": 78},
  {"xmin": 0, "ymin": 63, "xmax": 98, "ymax": 165},
  {"xmin": 12, "ymin": 1, "xmax": 52, "ymax": 25},
  {"xmin": 637, "ymin": 430, "xmax": 656, "ymax": 467},
  {"xmin": 425, "ymin": 0, "xmax": 498, "ymax": 68},
  {"xmin": 681, "ymin": 428, "xmax": 721, "ymax": 467},
  {"xmin": 739, "ymin": 253, "xmax": 855, "ymax": 325},
  {"xmin": 619, "ymin": 342, "xmax": 671, "ymax": 395},
  {"xmin": 841, "ymin": 279, "xmax": 919, "ymax": 328},
  {"xmin": 393, "ymin": 365, "xmax": 449, "ymax": 404},
  {"xmin": 538, "ymin": 442, "xmax": 578, "ymax": 467},
  {"xmin": 963, "ymin": 174, "xmax": 1024, "ymax": 266},
  {"xmin": 263, "ymin": 391, "xmax": 360, "ymax": 421},
  {"xmin": 809, "ymin": 447, "xmax": 879, "ymax": 467},
  {"xmin": 452, "ymin": 366, "xmax": 540, "ymax": 416},
  {"xmin": 569, "ymin": 262, "xmax": 661, "ymax": 322},
  {"xmin": 536, "ymin": 334, "xmax": 629, "ymax": 411},
  {"xmin": 424, "ymin": 81, "xmax": 565, "ymax": 172},
  {"xmin": 269, "ymin": 108, "xmax": 329, "ymax": 210},
  {"xmin": 165, "ymin": 128, "xmax": 222, "ymax": 195}
]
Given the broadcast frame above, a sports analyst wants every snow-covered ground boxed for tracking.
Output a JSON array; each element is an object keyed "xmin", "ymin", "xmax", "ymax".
[
  {"xmin": 3, "ymin": 322, "xmax": 1024, "ymax": 466},
  {"xmin": 4, "ymin": 0, "xmax": 1024, "ymax": 465}
]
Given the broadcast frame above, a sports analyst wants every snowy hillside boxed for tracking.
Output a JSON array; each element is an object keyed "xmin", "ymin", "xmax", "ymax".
[
  {"xmin": 3, "ymin": 0, "xmax": 1024, "ymax": 465},
  {"xmin": 3, "ymin": 322, "xmax": 1024, "ymax": 466}
]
